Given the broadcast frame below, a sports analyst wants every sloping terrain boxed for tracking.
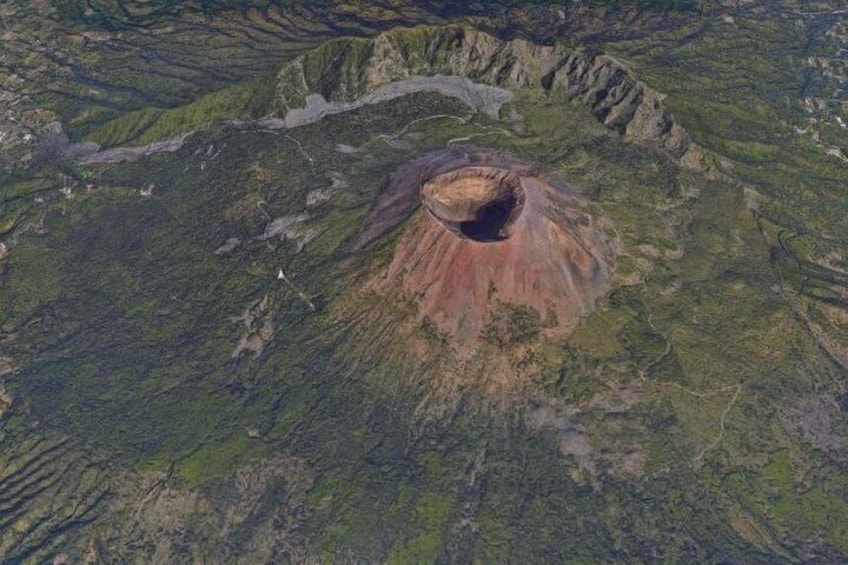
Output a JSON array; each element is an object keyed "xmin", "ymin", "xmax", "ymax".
[
  {"xmin": 368, "ymin": 149, "xmax": 616, "ymax": 353},
  {"xmin": 0, "ymin": 1, "xmax": 847, "ymax": 562}
]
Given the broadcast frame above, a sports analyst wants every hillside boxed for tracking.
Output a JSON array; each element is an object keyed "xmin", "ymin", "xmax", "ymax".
[{"xmin": 0, "ymin": 2, "xmax": 846, "ymax": 562}]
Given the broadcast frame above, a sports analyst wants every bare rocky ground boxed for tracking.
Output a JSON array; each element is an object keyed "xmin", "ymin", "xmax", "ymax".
[{"xmin": 369, "ymin": 149, "xmax": 615, "ymax": 353}]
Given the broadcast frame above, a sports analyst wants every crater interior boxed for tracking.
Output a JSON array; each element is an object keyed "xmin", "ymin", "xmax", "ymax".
[{"xmin": 420, "ymin": 166, "xmax": 525, "ymax": 241}]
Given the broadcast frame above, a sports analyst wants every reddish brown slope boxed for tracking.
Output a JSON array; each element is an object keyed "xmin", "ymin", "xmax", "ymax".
[{"xmin": 367, "ymin": 149, "xmax": 616, "ymax": 354}]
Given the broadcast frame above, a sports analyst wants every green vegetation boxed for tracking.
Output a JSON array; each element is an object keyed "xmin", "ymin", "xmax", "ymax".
[
  {"xmin": 86, "ymin": 77, "xmax": 278, "ymax": 147},
  {"xmin": 0, "ymin": 2, "xmax": 846, "ymax": 561},
  {"xmin": 482, "ymin": 302, "xmax": 541, "ymax": 347},
  {"xmin": 1, "ymin": 239, "xmax": 62, "ymax": 316}
]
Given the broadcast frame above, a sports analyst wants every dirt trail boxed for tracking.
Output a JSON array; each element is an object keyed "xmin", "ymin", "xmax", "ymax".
[{"xmin": 284, "ymin": 75, "xmax": 512, "ymax": 127}]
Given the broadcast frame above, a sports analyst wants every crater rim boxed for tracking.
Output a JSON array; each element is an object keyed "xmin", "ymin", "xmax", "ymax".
[{"xmin": 420, "ymin": 166, "xmax": 526, "ymax": 242}]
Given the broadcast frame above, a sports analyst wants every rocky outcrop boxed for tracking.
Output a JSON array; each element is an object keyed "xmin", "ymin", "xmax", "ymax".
[
  {"xmin": 542, "ymin": 52, "xmax": 690, "ymax": 157},
  {"xmin": 276, "ymin": 25, "xmax": 691, "ymax": 158},
  {"xmin": 276, "ymin": 26, "xmax": 563, "ymax": 112},
  {"xmin": 231, "ymin": 295, "xmax": 275, "ymax": 358}
]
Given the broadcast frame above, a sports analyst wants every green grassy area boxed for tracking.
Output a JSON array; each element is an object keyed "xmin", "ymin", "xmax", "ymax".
[
  {"xmin": 1, "ymin": 239, "xmax": 62, "ymax": 316},
  {"xmin": 85, "ymin": 77, "xmax": 278, "ymax": 148}
]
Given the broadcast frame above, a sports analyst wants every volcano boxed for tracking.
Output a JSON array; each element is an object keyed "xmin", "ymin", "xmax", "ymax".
[{"xmin": 365, "ymin": 148, "xmax": 617, "ymax": 353}]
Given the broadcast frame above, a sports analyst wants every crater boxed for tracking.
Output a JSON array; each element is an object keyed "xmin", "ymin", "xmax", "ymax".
[{"xmin": 421, "ymin": 167, "xmax": 525, "ymax": 241}]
